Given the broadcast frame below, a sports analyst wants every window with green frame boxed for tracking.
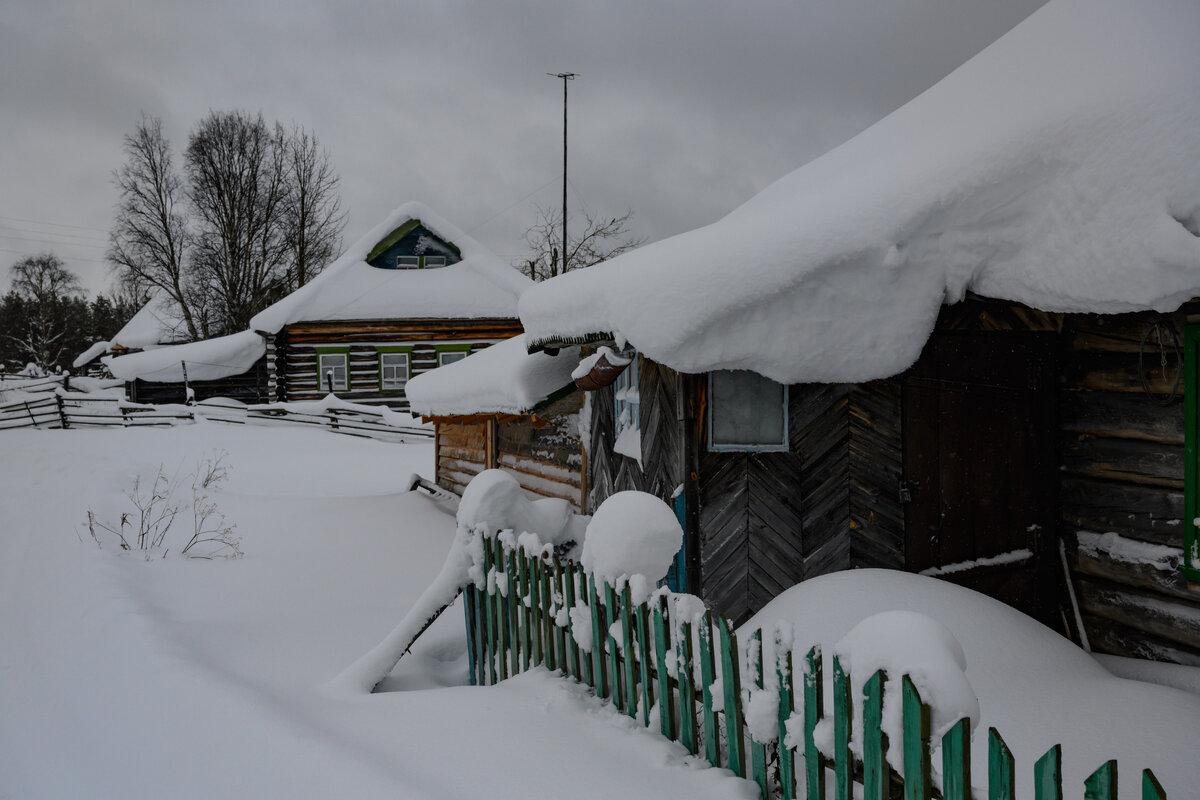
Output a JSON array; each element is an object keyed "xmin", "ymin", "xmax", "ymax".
[
  {"xmin": 315, "ymin": 346, "xmax": 350, "ymax": 392},
  {"xmin": 376, "ymin": 345, "xmax": 414, "ymax": 392},
  {"xmin": 1183, "ymin": 326, "xmax": 1200, "ymax": 582},
  {"xmin": 435, "ymin": 342, "xmax": 473, "ymax": 367}
]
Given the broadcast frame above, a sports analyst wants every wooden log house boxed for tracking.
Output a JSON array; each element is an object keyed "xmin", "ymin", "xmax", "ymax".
[
  {"xmin": 248, "ymin": 202, "xmax": 531, "ymax": 411},
  {"xmin": 104, "ymin": 329, "xmax": 271, "ymax": 405},
  {"xmin": 405, "ymin": 334, "xmax": 586, "ymax": 510},
  {"xmin": 515, "ymin": 1, "xmax": 1200, "ymax": 663}
]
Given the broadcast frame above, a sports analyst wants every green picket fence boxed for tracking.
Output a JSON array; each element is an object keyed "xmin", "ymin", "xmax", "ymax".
[{"xmin": 463, "ymin": 534, "xmax": 1168, "ymax": 800}]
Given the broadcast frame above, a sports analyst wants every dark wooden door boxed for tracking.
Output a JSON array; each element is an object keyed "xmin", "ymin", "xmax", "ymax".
[{"xmin": 903, "ymin": 332, "xmax": 1059, "ymax": 625}]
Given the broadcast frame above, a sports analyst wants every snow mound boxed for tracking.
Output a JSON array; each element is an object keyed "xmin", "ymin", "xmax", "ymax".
[
  {"xmin": 581, "ymin": 491, "xmax": 681, "ymax": 584},
  {"xmin": 520, "ymin": 0, "xmax": 1200, "ymax": 384},
  {"xmin": 457, "ymin": 469, "xmax": 575, "ymax": 546},
  {"xmin": 832, "ymin": 611, "xmax": 979, "ymax": 774}
]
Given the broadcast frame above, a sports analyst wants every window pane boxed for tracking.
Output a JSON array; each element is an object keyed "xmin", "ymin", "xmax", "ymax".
[
  {"xmin": 424, "ymin": 256, "xmax": 446, "ymax": 268},
  {"xmin": 381, "ymin": 353, "xmax": 408, "ymax": 389},
  {"xmin": 319, "ymin": 353, "xmax": 348, "ymax": 391},
  {"xmin": 439, "ymin": 350, "xmax": 467, "ymax": 366},
  {"xmin": 711, "ymin": 370, "xmax": 786, "ymax": 448},
  {"xmin": 396, "ymin": 256, "xmax": 419, "ymax": 269}
]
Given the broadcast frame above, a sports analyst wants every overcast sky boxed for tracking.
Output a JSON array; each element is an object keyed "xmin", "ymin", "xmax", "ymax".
[{"xmin": 0, "ymin": 0, "xmax": 1045, "ymax": 296}]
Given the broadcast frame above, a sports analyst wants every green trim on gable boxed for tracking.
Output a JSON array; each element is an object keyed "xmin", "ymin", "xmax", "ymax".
[
  {"xmin": 1184, "ymin": 325, "xmax": 1200, "ymax": 581},
  {"xmin": 365, "ymin": 220, "xmax": 422, "ymax": 264},
  {"xmin": 365, "ymin": 218, "xmax": 463, "ymax": 265}
]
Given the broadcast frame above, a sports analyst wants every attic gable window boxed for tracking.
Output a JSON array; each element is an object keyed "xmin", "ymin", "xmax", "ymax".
[
  {"xmin": 396, "ymin": 256, "xmax": 420, "ymax": 269},
  {"xmin": 708, "ymin": 370, "xmax": 788, "ymax": 452},
  {"xmin": 424, "ymin": 256, "xmax": 446, "ymax": 269}
]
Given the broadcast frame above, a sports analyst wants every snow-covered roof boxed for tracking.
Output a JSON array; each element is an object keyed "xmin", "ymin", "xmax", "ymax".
[
  {"xmin": 72, "ymin": 291, "xmax": 190, "ymax": 368},
  {"xmin": 405, "ymin": 334, "xmax": 579, "ymax": 417},
  {"xmin": 520, "ymin": 0, "xmax": 1200, "ymax": 384},
  {"xmin": 250, "ymin": 202, "xmax": 532, "ymax": 333},
  {"xmin": 104, "ymin": 330, "xmax": 265, "ymax": 383}
]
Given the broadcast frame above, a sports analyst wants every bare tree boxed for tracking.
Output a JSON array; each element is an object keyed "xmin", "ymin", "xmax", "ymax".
[
  {"xmin": 185, "ymin": 111, "xmax": 291, "ymax": 332},
  {"xmin": 519, "ymin": 206, "xmax": 642, "ymax": 282},
  {"xmin": 281, "ymin": 125, "xmax": 346, "ymax": 291},
  {"xmin": 107, "ymin": 111, "xmax": 347, "ymax": 337},
  {"xmin": 8, "ymin": 252, "xmax": 82, "ymax": 370},
  {"xmin": 108, "ymin": 115, "xmax": 202, "ymax": 339}
]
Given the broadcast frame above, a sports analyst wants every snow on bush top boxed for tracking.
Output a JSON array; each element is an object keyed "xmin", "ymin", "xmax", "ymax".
[
  {"xmin": 405, "ymin": 334, "xmax": 579, "ymax": 417},
  {"xmin": 832, "ymin": 610, "xmax": 980, "ymax": 775},
  {"xmin": 581, "ymin": 491, "xmax": 681, "ymax": 584},
  {"xmin": 104, "ymin": 329, "xmax": 266, "ymax": 382},
  {"xmin": 520, "ymin": 0, "xmax": 1200, "ymax": 384},
  {"xmin": 456, "ymin": 469, "xmax": 575, "ymax": 546},
  {"xmin": 250, "ymin": 202, "xmax": 532, "ymax": 332}
]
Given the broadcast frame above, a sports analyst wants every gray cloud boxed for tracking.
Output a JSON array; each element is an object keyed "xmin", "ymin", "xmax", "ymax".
[{"xmin": 0, "ymin": 0, "xmax": 1045, "ymax": 294}]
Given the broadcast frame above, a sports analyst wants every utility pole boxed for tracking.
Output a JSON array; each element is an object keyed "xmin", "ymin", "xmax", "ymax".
[{"xmin": 548, "ymin": 72, "xmax": 576, "ymax": 278}]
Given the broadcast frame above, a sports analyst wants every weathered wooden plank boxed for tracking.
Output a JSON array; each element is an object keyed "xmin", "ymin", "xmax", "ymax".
[
  {"xmin": 863, "ymin": 670, "xmax": 889, "ymax": 800},
  {"xmin": 749, "ymin": 629, "xmax": 769, "ymax": 798},
  {"xmin": 1077, "ymin": 576, "xmax": 1200, "ymax": 651},
  {"xmin": 1061, "ymin": 476, "xmax": 1184, "ymax": 545},
  {"xmin": 1082, "ymin": 610, "xmax": 1200, "ymax": 666},
  {"xmin": 1061, "ymin": 435, "xmax": 1183, "ymax": 488},
  {"xmin": 1083, "ymin": 760, "xmax": 1116, "ymax": 800},
  {"xmin": 903, "ymin": 676, "xmax": 931, "ymax": 800},
  {"xmin": 1061, "ymin": 389, "xmax": 1184, "ymax": 445},
  {"xmin": 699, "ymin": 612, "xmax": 720, "ymax": 768},
  {"xmin": 1062, "ymin": 351, "xmax": 1184, "ymax": 395},
  {"xmin": 777, "ymin": 630, "xmax": 797, "ymax": 800},
  {"xmin": 1034, "ymin": 744, "xmax": 1062, "ymax": 800},
  {"xmin": 678, "ymin": 618, "xmax": 698, "ymax": 755},
  {"xmin": 717, "ymin": 618, "xmax": 744, "ymax": 778},
  {"xmin": 653, "ymin": 597, "xmax": 675, "ymax": 740},
  {"xmin": 988, "ymin": 728, "xmax": 1015, "ymax": 800},
  {"xmin": 833, "ymin": 656, "xmax": 852, "ymax": 800},
  {"xmin": 1069, "ymin": 534, "xmax": 1193, "ymax": 602},
  {"xmin": 803, "ymin": 646, "xmax": 826, "ymax": 800},
  {"xmin": 941, "ymin": 718, "xmax": 971, "ymax": 800}
]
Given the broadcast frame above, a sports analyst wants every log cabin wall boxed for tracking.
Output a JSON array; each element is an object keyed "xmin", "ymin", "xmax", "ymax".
[
  {"xmin": 436, "ymin": 419, "xmax": 489, "ymax": 496},
  {"xmin": 938, "ymin": 297, "xmax": 1200, "ymax": 664},
  {"xmin": 1057, "ymin": 307, "xmax": 1200, "ymax": 664},
  {"xmin": 495, "ymin": 392, "xmax": 586, "ymax": 511},
  {"xmin": 274, "ymin": 318, "xmax": 523, "ymax": 410}
]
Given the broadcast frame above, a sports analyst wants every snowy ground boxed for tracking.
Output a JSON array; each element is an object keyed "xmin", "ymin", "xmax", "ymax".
[{"xmin": 0, "ymin": 424, "xmax": 752, "ymax": 800}]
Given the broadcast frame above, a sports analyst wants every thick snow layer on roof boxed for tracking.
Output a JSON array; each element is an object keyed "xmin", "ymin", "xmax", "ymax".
[
  {"xmin": 405, "ymin": 334, "xmax": 579, "ymax": 417},
  {"xmin": 250, "ymin": 202, "xmax": 532, "ymax": 332},
  {"xmin": 73, "ymin": 291, "xmax": 190, "ymax": 368},
  {"xmin": 104, "ymin": 330, "xmax": 265, "ymax": 382},
  {"xmin": 520, "ymin": 0, "xmax": 1200, "ymax": 384}
]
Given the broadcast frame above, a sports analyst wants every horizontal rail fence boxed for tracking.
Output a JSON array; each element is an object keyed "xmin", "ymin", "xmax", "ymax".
[
  {"xmin": 464, "ymin": 534, "xmax": 1168, "ymax": 800},
  {"xmin": 0, "ymin": 393, "xmax": 432, "ymax": 442}
]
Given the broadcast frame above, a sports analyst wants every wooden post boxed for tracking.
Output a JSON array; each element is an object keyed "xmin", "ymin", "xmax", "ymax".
[
  {"xmin": 988, "ymin": 728, "xmax": 1015, "ymax": 800},
  {"xmin": 506, "ymin": 548, "xmax": 520, "ymax": 678},
  {"xmin": 543, "ymin": 556, "xmax": 558, "ymax": 672},
  {"xmin": 833, "ymin": 656, "xmax": 852, "ymax": 800},
  {"xmin": 491, "ymin": 539, "xmax": 507, "ymax": 682},
  {"xmin": 863, "ymin": 670, "xmax": 889, "ymax": 800},
  {"xmin": 56, "ymin": 393, "xmax": 68, "ymax": 429},
  {"xmin": 1034, "ymin": 744, "xmax": 1063, "ymax": 800},
  {"xmin": 563, "ymin": 563, "xmax": 581, "ymax": 682},
  {"xmin": 803, "ymin": 646, "xmax": 826, "ymax": 800},
  {"xmin": 518, "ymin": 552, "xmax": 532, "ymax": 672},
  {"xmin": 1142, "ymin": 769, "xmax": 1166, "ymax": 800},
  {"xmin": 23, "ymin": 400, "xmax": 37, "ymax": 428},
  {"xmin": 749, "ymin": 629, "xmax": 769, "ymax": 798},
  {"xmin": 941, "ymin": 718, "xmax": 972, "ymax": 800},
  {"xmin": 902, "ymin": 676, "xmax": 931, "ymax": 800},
  {"xmin": 699, "ymin": 612, "xmax": 720, "ymax": 768},
  {"xmin": 473, "ymin": 582, "xmax": 487, "ymax": 685},
  {"xmin": 530, "ymin": 556, "xmax": 544, "ymax": 667},
  {"xmin": 653, "ymin": 597, "xmax": 675, "ymax": 740}
]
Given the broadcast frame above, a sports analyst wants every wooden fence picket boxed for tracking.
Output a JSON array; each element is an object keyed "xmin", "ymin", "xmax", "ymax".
[
  {"xmin": 463, "ymin": 536, "xmax": 1170, "ymax": 800},
  {"xmin": 748, "ymin": 629, "xmax": 769, "ymax": 798},
  {"xmin": 863, "ymin": 670, "xmax": 888, "ymax": 800},
  {"xmin": 1084, "ymin": 760, "xmax": 1116, "ymax": 800},
  {"xmin": 1035, "ymin": 744, "xmax": 1063, "ymax": 800},
  {"xmin": 653, "ymin": 597, "xmax": 675, "ymax": 741},
  {"xmin": 803, "ymin": 646, "xmax": 826, "ymax": 800},
  {"xmin": 699, "ymin": 612, "xmax": 720, "ymax": 768},
  {"xmin": 832, "ymin": 656, "xmax": 852, "ymax": 800},
  {"xmin": 989, "ymin": 728, "xmax": 1016, "ymax": 800},
  {"xmin": 775, "ymin": 632, "xmax": 797, "ymax": 800},
  {"xmin": 941, "ymin": 718, "xmax": 971, "ymax": 800},
  {"xmin": 678, "ymin": 618, "xmax": 698, "ymax": 756}
]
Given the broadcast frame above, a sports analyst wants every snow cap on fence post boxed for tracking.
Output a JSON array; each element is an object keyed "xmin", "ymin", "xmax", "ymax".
[{"xmin": 580, "ymin": 491, "xmax": 681, "ymax": 596}]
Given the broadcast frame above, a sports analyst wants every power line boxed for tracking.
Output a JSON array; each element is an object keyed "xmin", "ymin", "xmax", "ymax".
[
  {"xmin": 0, "ymin": 225, "xmax": 108, "ymax": 244},
  {"xmin": 465, "ymin": 173, "xmax": 563, "ymax": 236},
  {"xmin": 0, "ymin": 247, "xmax": 109, "ymax": 265},
  {"xmin": 0, "ymin": 214, "xmax": 109, "ymax": 234},
  {"xmin": 0, "ymin": 233, "xmax": 108, "ymax": 251}
]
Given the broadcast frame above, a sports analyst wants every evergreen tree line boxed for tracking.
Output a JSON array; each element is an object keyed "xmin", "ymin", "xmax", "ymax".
[{"xmin": 1, "ymin": 253, "xmax": 140, "ymax": 374}]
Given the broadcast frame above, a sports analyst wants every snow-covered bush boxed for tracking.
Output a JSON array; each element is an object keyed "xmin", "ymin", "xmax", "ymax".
[{"xmin": 84, "ymin": 452, "xmax": 241, "ymax": 559}]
